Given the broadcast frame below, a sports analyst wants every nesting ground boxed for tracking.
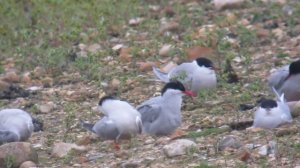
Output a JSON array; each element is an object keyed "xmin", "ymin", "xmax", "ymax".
[{"xmin": 1, "ymin": 0, "xmax": 300, "ymax": 167}]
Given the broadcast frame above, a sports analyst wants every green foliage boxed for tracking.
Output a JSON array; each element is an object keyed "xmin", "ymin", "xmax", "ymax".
[
  {"xmin": 170, "ymin": 70, "xmax": 188, "ymax": 81},
  {"xmin": 73, "ymin": 55, "xmax": 102, "ymax": 81},
  {"xmin": 0, "ymin": 64, "xmax": 4, "ymax": 74},
  {"xmin": 236, "ymin": 162, "xmax": 248, "ymax": 168},
  {"xmin": 236, "ymin": 24, "xmax": 257, "ymax": 48},
  {"xmin": 276, "ymin": 52, "xmax": 289, "ymax": 58},
  {"xmin": 0, "ymin": 0, "xmax": 142, "ymax": 73},
  {"xmin": 4, "ymin": 155, "xmax": 15, "ymax": 168},
  {"xmin": 63, "ymin": 102, "xmax": 77, "ymax": 141},
  {"xmin": 215, "ymin": 28, "xmax": 232, "ymax": 55},
  {"xmin": 186, "ymin": 145, "xmax": 199, "ymax": 156},
  {"xmin": 28, "ymin": 104, "xmax": 40, "ymax": 115},
  {"xmin": 292, "ymin": 143, "xmax": 300, "ymax": 153},
  {"xmin": 187, "ymin": 128, "xmax": 227, "ymax": 138},
  {"xmin": 194, "ymin": 162, "xmax": 219, "ymax": 168}
]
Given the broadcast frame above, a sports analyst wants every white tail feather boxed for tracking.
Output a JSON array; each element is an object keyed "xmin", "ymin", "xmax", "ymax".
[
  {"xmin": 272, "ymin": 87, "xmax": 285, "ymax": 103},
  {"xmin": 136, "ymin": 116, "xmax": 143, "ymax": 134}
]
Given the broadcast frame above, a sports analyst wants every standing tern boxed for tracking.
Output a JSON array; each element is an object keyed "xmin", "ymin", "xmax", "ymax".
[
  {"xmin": 0, "ymin": 109, "xmax": 43, "ymax": 144},
  {"xmin": 268, "ymin": 59, "xmax": 300, "ymax": 101},
  {"xmin": 153, "ymin": 57, "xmax": 217, "ymax": 95},
  {"xmin": 252, "ymin": 88, "xmax": 292, "ymax": 129},
  {"xmin": 137, "ymin": 81, "xmax": 194, "ymax": 136},
  {"xmin": 81, "ymin": 96, "xmax": 143, "ymax": 149}
]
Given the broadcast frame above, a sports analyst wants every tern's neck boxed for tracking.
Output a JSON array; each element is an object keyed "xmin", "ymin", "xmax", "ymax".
[
  {"xmin": 192, "ymin": 60, "xmax": 199, "ymax": 67},
  {"xmin": 162, "ymin": 92, "xmax": 183, "ymax": 111}
]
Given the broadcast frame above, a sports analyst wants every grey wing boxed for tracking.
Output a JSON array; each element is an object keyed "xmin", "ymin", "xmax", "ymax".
[
  {"xmin": 93, "ymin": 117, "xmax": 119, "ymax": 140},
  {"xmin": 0, "ymin": 109, "xmax": 33, "ymax": 141},
  {"xmin": 278, "ymin": 102, "xmax": 292, "ymax": 122},
  {"xmin": 170, "ymin": 63, "xmax": 195, "ymax": 81},
  {"xmin": 0, "ymin": 131, "xmax": 19, "ymax": 144},
  {"xmin": 137, "ymin": 96, "xmax": 162, "ymax": 109},
  {"xmin": 169, "ymin": 63, "xmax": 195, "ymax": 90},
  {"xmin": 268, "ymin": 65, "xmax": 289, "ymax": 90},
  {"xmin": 137, "ymin": 104, "xmax": 161, "ymax": 131},
  {"xmin": 152, "ymin": 67, "xmax": 170, "ymax": 83}
]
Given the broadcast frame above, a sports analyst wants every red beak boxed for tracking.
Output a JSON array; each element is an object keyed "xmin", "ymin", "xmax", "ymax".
[{"xmin": 183, "ymin": 91, "xmax": 197, "ymax": 97}]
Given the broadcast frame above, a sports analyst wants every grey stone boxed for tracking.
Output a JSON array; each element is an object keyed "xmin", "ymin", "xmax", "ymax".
[
  {"xmin": 0, "ymin": 142, "xmax": 38, "ymax": 168},
  {"xmin": 163, "ymin": 139, "xmax": 197, "ymax": 157}
]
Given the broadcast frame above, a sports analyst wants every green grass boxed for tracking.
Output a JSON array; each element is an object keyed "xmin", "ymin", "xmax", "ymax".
[
  {"xmin": 0, "ymin": 0, "xmax": 144, "ymax": 78},
  {"xmin": 186, "ymin": 128, "xmax": 228, "ymax": 138},
  {"xmin": 194, "ymin": 162, "xmax": 219, "ymax": 168},
  {"xmin": 63, "ymin": 102, "xmax": 78, "ymax": 142},
  {"xmin": 292, "ymin": 143, "xmax": 300, "ymax": 153},
  {"xmin": 1, "ymin": 0, "xmax": 299, "ymax": 167},
  {"xmin": 4, "ymin": 155, "xmax": 15, "ymax": 168}
]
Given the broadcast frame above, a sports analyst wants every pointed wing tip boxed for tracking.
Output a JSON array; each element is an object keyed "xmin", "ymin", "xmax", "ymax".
[
  {"xmin": 152, "ymin": 68, "xmax": 170, "ymax": 83},
  {"xmin": 79, "ymin": 119, "xmax": 85, "ymax": 125},
  {"xmin": 80, "ymin": 119, "xmax": 96, "ymax": 133},
  {"xmin": 136, "ymin": 116, "xmax": 143, "ymax": 134},
  {"xmin": 271, "ymin": 87, "xmax": 286, "ymax": 102}
]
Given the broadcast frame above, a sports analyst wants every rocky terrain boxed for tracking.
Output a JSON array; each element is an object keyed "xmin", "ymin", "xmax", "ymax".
[{"xmin": 1, "ymin": 0, "xmax": 300, "ymax": 167}]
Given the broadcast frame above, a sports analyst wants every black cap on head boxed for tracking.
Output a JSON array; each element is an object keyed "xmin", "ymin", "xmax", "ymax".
[
  {"xmin": 161, "ymin": 81, "xmax": 186, "ymax": 95},
  {"xmin": 260, "ymin": 99, "xmax": 277, "ymax": 109},
  {"xmin": 98, "ymin": 96, "xmax": 115, "ymax": 106},
  {"xmin": 289, "ymin": 59, "xmax": 300, "ymax": 75},
  {"xmin": 195, "ymin": 57, "xmax": 214, "ymax": 68}
]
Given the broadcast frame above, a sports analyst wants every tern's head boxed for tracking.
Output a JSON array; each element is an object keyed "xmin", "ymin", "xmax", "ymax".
[
  {"xmin": 195, "ymin": 57, "xmax": 214, "ymax": 69},
  {"xmin": 98, "ymin": 96, "xmax": 117, "ymax": 115},
  {"xmin": 259, "ymin": 99, "xmax": 278, "ymax": 116},
  {"xmin": 98, "ymin": 96, "xmax": 116, "ymax": 107},
  {"xmin": 289, "ymin": 59, "xmax": 300, "ymax": 76},
  {"xmin": 260, "ymin": 99, "xmax": 277, "ymax": 109},
  {"xmin": 161, "ymin": 81, "xmax": 194, "ymax": 97}
]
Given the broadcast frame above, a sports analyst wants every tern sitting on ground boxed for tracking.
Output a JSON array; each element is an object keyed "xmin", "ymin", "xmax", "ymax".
[
  {"xmin": 268, "ymin": 59, "xmax": 300, "ymax": 102},
  {"xmin": 81, "ymin": 96, "xmax": 143, "ymax": 149},
  {"xmin": 153, "ymin": 57, "xmax": 217, "ymax": 96},
  {"xmin": 252, "ymin": 88, "xmax": 292, "ymax": 129},
  {"xmin": 0, "ymin": 109, "xmax": 43, "ymax": 145},
  {"xmin": 137, "ymin": 81, "xmax": 194, "ymax": 136}
]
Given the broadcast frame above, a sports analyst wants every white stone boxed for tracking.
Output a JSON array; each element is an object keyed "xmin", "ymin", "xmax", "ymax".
[
  {"xmin": 217, "ymin": 135, "xmax": 242, "ymax": 151},
  {"xmin": 0, "ymin": 142, "xmax": 38, "ymax": 167},
  {"xmin": 258, "ymin": 145, "xmax": 268, "ymax": 156},
  {"xmin": 214, "ymin": 0, "xmax": 245, "ymax": 10},
  {"xmin": 112, "ymin": 44, "xmax": 124, "ymax": 51},
  {"xmin": 163, "ymin": 139, "xmax": 197, "ymax": 157},
  {"xmin": 52, "ymin": 142, "xmax": 87, "ymax": 158},
  {"xmin": 87, "ymin": 43, "xmax": 102, "ymax": 54},
  {"xmin": 159, "ymin": 44, "xmax": 173, "ymax": 57},
  {"xmin": 129, "ymin": 18, "xmax": 144, "ymax": 26}
]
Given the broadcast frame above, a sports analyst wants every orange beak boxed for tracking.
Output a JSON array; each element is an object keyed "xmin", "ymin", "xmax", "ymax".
[{"xmin": 183, "ymin": 91, "xmax": 197, "ymax": 97}]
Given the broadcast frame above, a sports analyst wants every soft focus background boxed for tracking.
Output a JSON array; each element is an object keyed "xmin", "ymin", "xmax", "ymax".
[{"xmin": 1, "ymin": 0, "xmax": 300, "ymax": 167}]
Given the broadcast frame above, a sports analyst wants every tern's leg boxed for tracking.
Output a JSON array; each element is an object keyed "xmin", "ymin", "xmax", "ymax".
[
  {"xmin": 113, "ymin": 134, "xmax": 121, "ymax": 151},
  {"xmin": 169, "ymin": 129, "xmax": 186, "ymax": 140}
]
